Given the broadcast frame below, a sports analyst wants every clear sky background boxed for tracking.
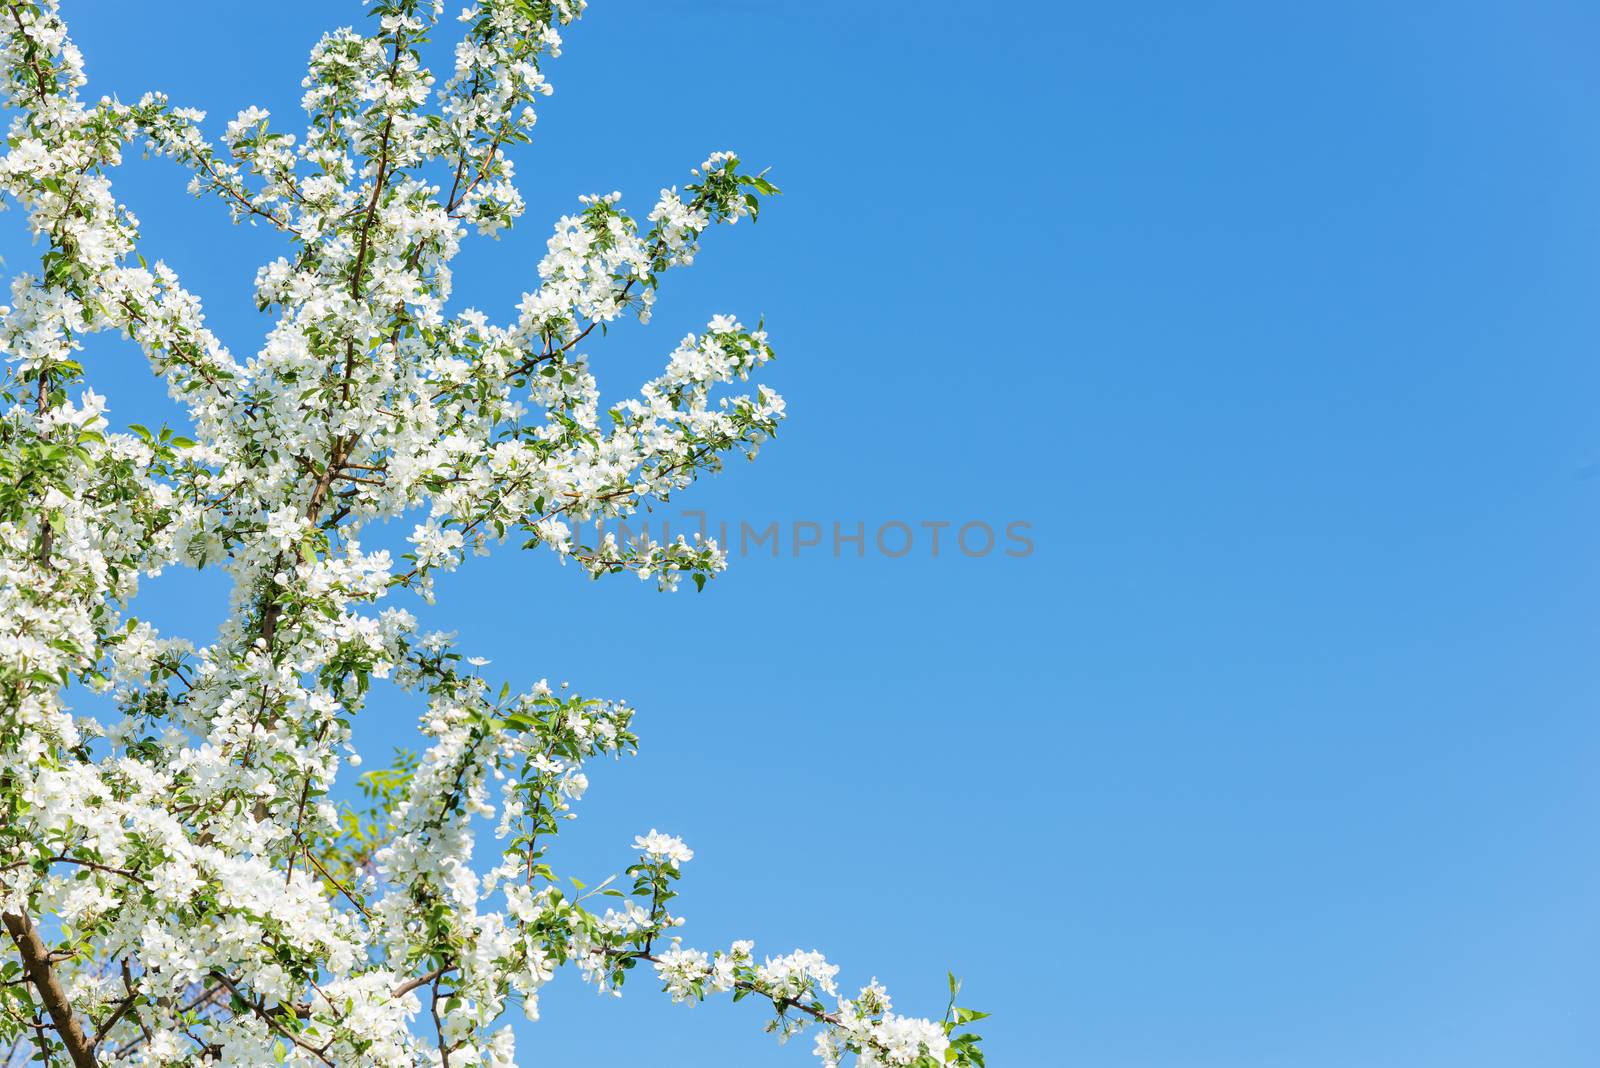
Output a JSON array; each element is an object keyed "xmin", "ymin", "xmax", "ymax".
[{"xmin": 7, "ymin": 1, "xmax": 1600, "ymax": 1064}]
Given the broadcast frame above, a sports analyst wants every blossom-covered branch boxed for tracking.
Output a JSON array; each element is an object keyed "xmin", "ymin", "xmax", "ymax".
[{"xmin": 0, "ymin": 2, "xmax": 986, "ymax": 1065}]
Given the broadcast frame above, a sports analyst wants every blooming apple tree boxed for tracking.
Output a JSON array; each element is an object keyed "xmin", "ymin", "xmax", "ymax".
[{"xmin": 0, "ymin": 1, "xmax": 988, "ymax": 1066}]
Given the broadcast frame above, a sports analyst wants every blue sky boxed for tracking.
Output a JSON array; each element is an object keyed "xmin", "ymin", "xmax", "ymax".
[{"xmin": 9, "ymin": 1, "xmax": 1600, "ymax": 1064}]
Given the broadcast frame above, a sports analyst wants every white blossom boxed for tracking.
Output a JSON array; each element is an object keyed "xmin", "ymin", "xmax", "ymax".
[{"xmin": 0, "ymin": 3, "xmax": 983, "ymax": 1066}]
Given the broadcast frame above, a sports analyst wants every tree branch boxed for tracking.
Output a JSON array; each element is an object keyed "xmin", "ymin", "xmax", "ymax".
[{"xmin": 1, "ymin": 912, "xmax": 95, "ymax": 1068}]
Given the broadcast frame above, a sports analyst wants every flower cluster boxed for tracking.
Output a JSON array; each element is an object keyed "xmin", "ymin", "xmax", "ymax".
[{"xmin": 0, "ymin": 2, "xmax": 985, "ymax": 1066}]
